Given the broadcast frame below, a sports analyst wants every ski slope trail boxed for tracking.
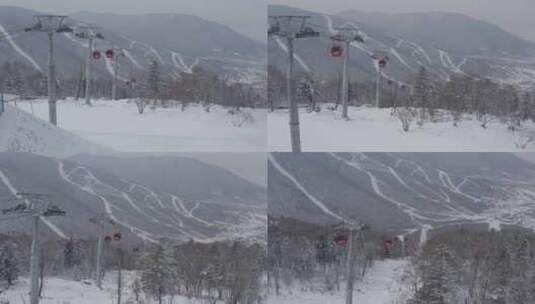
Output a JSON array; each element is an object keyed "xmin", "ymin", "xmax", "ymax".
[
  {"xmin": 438, "ymin": 49, "xmax": 465, "ymax": 74},
  {"xmin": 269, "ymin": 259, "xmax": 410, "ymax": 304},
  {"xmin": 330, "ymin": 153, "xmax": 436, "ymax": 227},
  {"xmin": 274, "ymin": 37, "xmax": 311, "ymax": 73},
  {"xmin": 268, "ymin": 154, "xmax": 344, "ymax": 221},
  {"xmin": 56, "ymin": 161, "xmax": 215, "ymax": 242},
  {"xmin": 122, "ymin": 49, "xmax": 143, "ymax": 69},
  {"xmin": 329, "ymin": 153, "xmax": 524, "ymax": 235},
  {"xmin": 149, "ymin": 46, "xmax": 164, "ymax": 64},
  {"xmin": 57, "ymin": 160, "xmax": 159, "ymax": 243},
  {"xmin": 171, "ymin": 51, "xmax": 192, "ymax": 73},
  {"xmin": 354, "ymin": 259, "xmax": 410, "ymax": 304},
  {"xmin": 0, "ymin": 169, "xmax": 67, "ymax": 239},
  {"xmin": 390, "ymin": 47, "xmax": 414, "ymax": 71},
  {"xmin": 0, "ymin": 23, "xmax": 43, "ymax": 73}
]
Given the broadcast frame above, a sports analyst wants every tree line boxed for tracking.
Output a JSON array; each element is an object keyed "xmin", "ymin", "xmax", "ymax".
[
  {"xmin": 269, "ymin": 64, "xmax": 535, "ymax": 134},
  {"xmin": 0, "ymin": 61, "xmax": 266, "ymax": 110},
  {"xmin": 404, "ymin": 228, "xmax": 535, "ymax": 304},
  {"xmin": 0, "ymin": 233, "xmax": 265, "ymax": 304},
  {"xmin": 140, "ymin": 240, "xmax": 265, "ymax": 304},
  {"xmin": 267, "ymin": 216, "xmax": 396, "ymax": 296}
]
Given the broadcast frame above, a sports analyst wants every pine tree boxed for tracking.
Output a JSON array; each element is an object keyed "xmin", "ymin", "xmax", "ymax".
[
  {"xmin": 0, "ymin": 243, "xmax": 19, "ymax": 288},
  {"xmin": 416, "ymin": 244, "xmax": 457, "ymax": 304},
  {"xmin": 296, "ymin": 76, "xmax": 314, "ymax": 112},
  {"xmin": 140, "ymin": 244, "xmax": 172, "ymax": 304},
  {"xmin": 146, "ymin": 60, "xmax": 161, "ymax": 106},
  {"xmin": 204, "ymin": 243, "xmax": 224, "ymax": 301},
  {"xmin": 509, "ymin": 234, "xmax": 530, "ymax": 303},
  {"xmin": 413, "ymin": 66, "xmax": 431, "ymax": 125},
  {"xmin": 64, "ymin": 238, "xmax": 75, "ymax": 269},
  {"xmin": 3, "ymin": 63, "xmax": 27, "ymax": 99},
  {"xmin": 130, "ymin": 278, "xmax": 143, "ymax": 303}
]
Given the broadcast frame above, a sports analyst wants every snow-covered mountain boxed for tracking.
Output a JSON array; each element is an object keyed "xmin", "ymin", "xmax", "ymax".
[
  {"xmin": 268, "ymin": 5, "xmax": 535, "ymax": 89},
  {"xmin": 0, "ymin": 6, "xmax": 265, "ymax": 84},
  {"xmin": 0, "ymin": 153, "xmax": 266, "ymax": 244},
  {"xmin": 268, "ymin": 152, "xmax": 535, "ymax": 237}
]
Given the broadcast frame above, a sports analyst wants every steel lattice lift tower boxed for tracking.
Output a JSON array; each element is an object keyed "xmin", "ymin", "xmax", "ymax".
[
  {"xmin": 25, "ymin": 15, "xmax": 73, "ymax": 126},
  {"xmin": 268, "ymin": 15, "xmax": 320, "ymax": 152},
  {"xmin": 74, "ymin": 25, "xmax": 104, "ymax": 106},
  {"xmin": 330, "ymin": 27, "xmax": 364, "ymax": 119},
  {"xmin": 2, "ymin": 192, "xmax": 66, "ymax": 304}
]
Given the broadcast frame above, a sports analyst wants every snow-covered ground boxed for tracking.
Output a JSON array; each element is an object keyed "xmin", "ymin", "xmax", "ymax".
[
  {"xmin": 13, "ymin": 98, "xmax": 267, "ymax": 152},
  {"xmin": 268, "ymin": 105, "xmax": 535, "ymax": 152},
  {"xmin": 0, "ymin": 103, "xmax": 107, "ymax": 157},
  {"xmin": 0, "ymin": 271, "xmax": 214, "ymax": 304},
  {"xmin": 268, "ymin": 259, "xmax": 410, "ymax": 304}
]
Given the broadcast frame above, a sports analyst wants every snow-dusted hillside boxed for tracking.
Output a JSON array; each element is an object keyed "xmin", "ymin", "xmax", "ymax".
[
  {"xmin": 0, "ymin": 153, "xmax": 266, "ymax": 243},
  {"xmin": 268, "ymin": 259, "xmax": 409, "ymax": 304},
  {"xmin": 15, "ymin": 99, "xmax": 267, "ymax": 152},
  {"xmin": 0, "ymin": 6, "xmax": 265, "ymax": 84},
  {"xmin": 0, "ymin": 103, "xmax": 107, "ymax": 157},
  {"xmin": 268, "ymin": 105, "xmax": 535, "ymax": 152},
  {"xmin": 268, "ymin": 5, "xmax": 535, "ymax": 89},
  {"xmin": 269, "ymin": 152, "xmax": 535, "ymax": 238}
]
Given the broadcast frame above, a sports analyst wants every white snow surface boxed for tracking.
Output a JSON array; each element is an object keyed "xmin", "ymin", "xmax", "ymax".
[
  {"xmin": 268, "ymin": 105, "xmax": 535, "ymax": 152},
  {"xmin": 0, "ymin": 103, "xmax": 107, "ymax": 157},
  {"xmin": 13, "ymin": 98, "xmax": 267, "ymax": 152},
  {"xmin": 0, "ymin": 271, "xmax": 214, "ymax": 304},
  {"xmin": 269, "ymin": 259, "xmax": 409, "ymax": 304}
]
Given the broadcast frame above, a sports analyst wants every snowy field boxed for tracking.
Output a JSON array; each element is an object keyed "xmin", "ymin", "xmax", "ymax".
[
  {"xmin": 268, "ymin": 259, "xmax": 410, "ymax": 304},
  {"xmin": 0, "ymin": 104, "xmax": 108, "ymax": 157},
  {"xmin": 0, "ymin": 271, "xmax": 215, "ymax": 304},
  {"xmin": 14, "ymin": 98, "xmax": 267, "ymax": 152},
  {"xmin": 268, "ymin": 105, "xmax": 535, "ymax": 152}
]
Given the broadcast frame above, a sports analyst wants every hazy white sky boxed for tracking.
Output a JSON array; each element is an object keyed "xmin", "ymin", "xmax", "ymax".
[{"xmin": 3, "ymin": 0, "xmax": 535, "ymax": 42}]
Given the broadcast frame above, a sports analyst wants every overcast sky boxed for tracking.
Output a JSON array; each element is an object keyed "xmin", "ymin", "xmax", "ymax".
[{"xmin": 4, "ymin": 0, "xmax": 535, "ymax": 43}]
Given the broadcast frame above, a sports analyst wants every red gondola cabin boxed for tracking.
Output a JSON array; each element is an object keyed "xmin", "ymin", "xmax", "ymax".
[
  {"xmin": 333, "ymin": 235, "xmax": 348, "ymax": 246},
  {"xmin": 378, "ymin": 59, "xmax": 387, "ymax": 68},
  {"xmin": 330, "ymin": 45, "xmax": 343, "ymax": 57}
]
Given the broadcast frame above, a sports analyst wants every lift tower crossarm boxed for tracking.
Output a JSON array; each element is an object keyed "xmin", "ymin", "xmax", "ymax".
[
  {"xmin": 268, "ymin": 15, "xmax": 320, "ymax": 152},
  {"xmin": 2, "ymin": 192, "xmax": 66, "ymax": 304}
]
